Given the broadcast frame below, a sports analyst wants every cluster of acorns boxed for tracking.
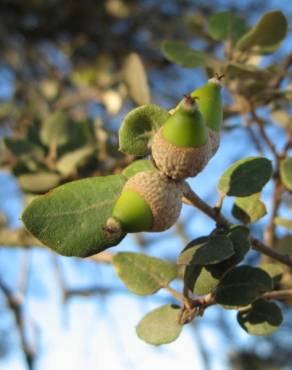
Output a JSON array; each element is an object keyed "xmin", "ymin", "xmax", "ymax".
[{"xmin": 105, "ymin": 76, "xmax": 223, "ymax": 234}]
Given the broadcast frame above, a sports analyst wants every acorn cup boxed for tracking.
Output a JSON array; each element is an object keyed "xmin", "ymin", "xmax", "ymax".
[
  {"xmin": 105, "ymin": 170, "xmax": 183, "ymax": 233},
  {"xmin": 151, "ymin": 95, "xmax": 210, "ymax": 180},
  {"xmin": 191, "ymin": 75, "xmax": 223, "ymax": 157}
]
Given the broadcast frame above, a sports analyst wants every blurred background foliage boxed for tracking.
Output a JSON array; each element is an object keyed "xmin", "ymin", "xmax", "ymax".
[{"xmin": 0, "ymin": 1, "xmax": 292, "ymax": 370}]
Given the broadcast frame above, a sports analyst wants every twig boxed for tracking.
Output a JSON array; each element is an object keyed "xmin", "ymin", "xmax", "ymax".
[
  {"xmin": 181, "ymin": 182, "xmax": 292, "ymax": 268},
  {"xmin": 0, "ymin": 279, "xmax": 35, "ymax": 370}
]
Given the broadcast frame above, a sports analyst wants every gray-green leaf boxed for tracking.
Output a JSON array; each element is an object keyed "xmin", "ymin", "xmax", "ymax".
[
  {"xmin": 162, "ymin": 40, "xmax": 208, "ymax": 68},
  {"xmin": 236, "ymin": 11, "xmax": 288, "ymax": 51},
  {"xmin": 22, "ymin": 175, "xmax": 126, "ymax": 257},
  {"xmin": 215, "ymin": 265, "xmax": 273, "ymax": 308},
  {"xmin": 119, "ymin": 104, "xmax": 170, "ymax": 156},
  {"xmin": 136, "ymin": 304, "xmax": 182, "ymax": 345},
  {"xmin": 237, "ymin": 299, "xmax": 283, "ymax": 336},
  {"xmin": 112, "ymin": 252, "xmax": 177, "ymax": 295},
  {"xmin": 217, "ymin": 157, "xmax": 272, "ymax": 197},
  {"xmin": 208, "ymin": 11, "xmax": 247, "ymax": 44}
]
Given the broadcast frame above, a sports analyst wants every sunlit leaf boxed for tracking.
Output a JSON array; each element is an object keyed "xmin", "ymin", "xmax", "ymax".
[
  {"xmin": 136, "ymin": 304, "xmax": 182, "ymax": 345},
  {"xmin": 280, "ymin": 157, "xmax": 292, "ymax": 191},
  {"xmin": 275, "ymin": 217, "xmax": 292, "ymax": 230},
  {"xmin": 232, "ymin": 193, "xmax": 267, "ymax": 224},
  {"xmin": 113, "ymin": 252, "xmax": 177, "ymax": 295},
  {"xmin": 122, "ymin": 160, "xmax": 156, "ymax": 179},
  {"xmin": 119, "ymin": 104, "xmax": 170, "ymax": 156}
]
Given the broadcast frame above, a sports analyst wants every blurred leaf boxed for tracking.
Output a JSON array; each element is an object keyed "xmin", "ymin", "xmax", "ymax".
[
  {"xmin": 236, "ymin": 11, "xmax": 288, "ymax": 51},
  {"xmin": 136, "ymin": 304, "xmax": 182, "ymax": 345},
  {"xmin": 102, "ymin": 90, "xmax": 123, "ymax": 115},
  {"xmin": 122, "ymin": 160, "xmax": 156, "ymax": 179},
  {"xmin": 4, "ymin": 137, "xmax": 45, "ymax": 159},
  {"xmin": 272, "ymin": 110, "xmax": 292, "ymax": 130},
  {"xmin": 276, "ymin": 235, "xmax": 292, "ymax": 255},
  {"xmin": 40, "ymin": 111, "xmax": 72, "ymax": 147},
  {"xmin": 232, "ymin": 193, "xmax": 267, "ymax": 224},
  {"xmin": 119, "ymin": 104, "xmax": 170, "ymax": 156},
  {"xmin": 225, "ymin": 63, "xmax": 271, "ymax": 79},
  {"xmin": 123, "ymin": 53, "xmax": 150, "ymax": 105},
  {"xmin": 22, "ymin": 175, "xmax": 126, "ymax": 257},
  {"xmin": 217, "ymin": 157, "xmax": 272, "ymax": 197},
  {"xmin": 162, "ymin": 40, "xmax": 208, "ymax": 68},
  {"xmin": 215, "ymin": 266, "xmax": 273, "ymax": 308},
  {"xmin": 57, "ymin": 146, "xmax": 96, "ymax": 176},
  {"xmin": 178, "ymin": 235, "xmax": 234, "ymax": 266},
  {"xmin": 237, "ymin": 299, "xmax": 283, "ymax": 336},
  {"xmin": 113, "ymin": 252, "xmax": 177, "ymax": 295},
  {"xmin": 208, "ymin": 11, "xmax": 247, "ymax": 43},
  {"xmin": 18, "ymin": 172, "xmax": 61, "ymax": 194},
  {"xmin": 280, "ymin": 157, "xmax": 292, "ymax": 191},
  {"xmin": 275, "ymin": 217, "xmax": 292, "ymax": 230},
  {"xmin": 260, "ymin": 263, "xmax": 283, "ymax": 286}
]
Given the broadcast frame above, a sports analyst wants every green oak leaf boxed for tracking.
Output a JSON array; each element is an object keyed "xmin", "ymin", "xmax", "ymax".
[
  {"xmin": 232, "ymin": 193, "xmax": 267, "ymax": 224},
  {"xmin": 40, "ymin": 110, "xmax": 72, "ymax": 147},
  {"xmin": 208, "ymin": 11, "xmax": 247, "ymax": 44},
  {"xmin": 184, "ymin": 263, "xmax": 228, "ymax": 295},
  {"xmin": 162, "ymin": 40, "xmax": 208, "ymax": 68},
  {"xmin": 236, "ymin": 11, "xmax": 288, "ymax": 52},
  {"xmin": 22, "ymin": 175, "xmax": 127, "ymax": 257},
  {"xmin": 217, "ymin": 157, "xmax": 272, "ymax": 197},
  {"xmin": 122, "ymin": 160, "xmax": 156, "ymax": 179},
  {"xmin": 237, "ymin": 299, "xmax": 283, "ymax": 336},
  {"xmin": 178, "ymin": 235, "xmax": 234, "ymax": 266},
  {"xmin": 280, "ymin": 157, "xmax": 292, "ymax": 191},
  {"xmin": 119, "ymin": 104, "xmax": 170, "ymax": 156},
  {"xmin": 113, "ymin": 252, "xmax": 177, "ymax": 295},
  {"xmin": 215, "ymin": 265, "xmax": 273, "ymax": 308},
  {"xmin": 276, "ymin": 235, "xmax": 292, "ymax": 256},
  {"xmin": 274, "ymin": 217, "xmax": 292, "ymax": 230},
  {"xmin": 136, "ymin": 304, "xmax": 182, "ymax": 345},
  {"xmin": 18, "ymin": 172, "xmax": 61, "ymax": 194}
]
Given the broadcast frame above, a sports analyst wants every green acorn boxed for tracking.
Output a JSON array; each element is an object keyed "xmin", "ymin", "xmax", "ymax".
[
  {"xmin": 191, "ymin": 76, "xmax": 223, "ymax": 157},
  {"xmin": 151, "ymin": 96, "xmax": 210, "ymax": 180},
  {"xmin": 105, "ymin": 170, "xmax": 182, "ymax": 233}
]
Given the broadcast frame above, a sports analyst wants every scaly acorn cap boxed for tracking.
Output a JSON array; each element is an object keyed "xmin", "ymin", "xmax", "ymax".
[
  {"xmin": 151, "ymin": 96, "xmax": 210, "ymax": 180},
  {"xmin": 208, "ymin": 129, "xmax": 220, "ymax": 158},
  {"xmin": 151, "ymin": 127, "xmax": 210, "ymax": 180},
  {"xmin": 106, "ymin": 170, "xmax": 183, "ymax": 233}
]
